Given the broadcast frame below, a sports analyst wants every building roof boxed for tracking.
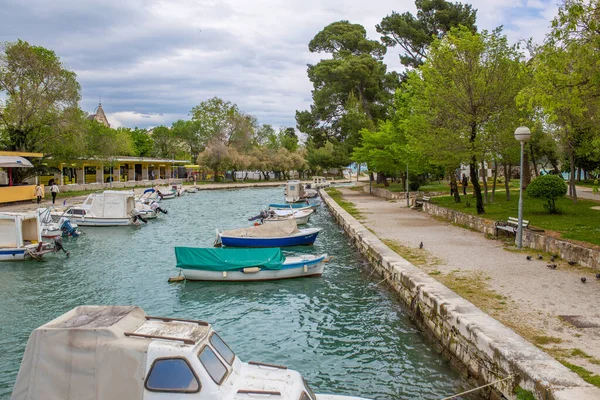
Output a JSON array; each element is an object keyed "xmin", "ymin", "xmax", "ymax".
[{"xmin": 88, "ymin": 103, "xmax": 110, "ymax": 128}]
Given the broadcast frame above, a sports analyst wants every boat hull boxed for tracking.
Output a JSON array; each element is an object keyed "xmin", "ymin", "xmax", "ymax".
[
  {"xmin": 66, "ymin": 217, "xmax": 133, "ymax": 227},
  {"xmin": 0, "ymin": 248, "xmax": 27, "ymax": 261},
  {"xmin": 220, "ymin": 230, "xmax": 319, "ymax": 247},
  {"xmin": 181, "ymin": 255, "xmax": 326, "ymax": 281},
  {"xmin": 264, "ymin": 213, "xmax": 311, "ymax": 225}
]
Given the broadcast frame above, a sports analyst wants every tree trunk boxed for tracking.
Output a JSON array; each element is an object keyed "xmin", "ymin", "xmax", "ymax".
[
  {"xmin": 449, "ymin": 170, "xmax": 461, "ymax": 203},
  {"xmin": 569, "ymin": 148, "xmax": 577, "ymax": 203},
  {"xmin": 231, "ymin": 170, "xmax": 237, "ymax": 182},
  {"xmin": 504, "ymin": 163, "xmax": 511, "ymax": 201},
  {"xmin": 213, "ymin": 168, "xmax": 218, "ymax": 182},
  {"xmin": 522, "ymin": 151, "xmax": 531, "ymax": 188},
  {"xmin": 491, "ymin": 160, "xmax": 498, "ymax": 203},
  {"xmin": 356, "ymin": 163, "xmax": 360, "ymax": 181},
  {"xmin": 381, "ymin": 174, "xmax": 389, "ymax": 187},
  {"xmin": 481, "ymin": 156, "xmax": 489, "ymax": 204},
  {"xmin": 529, "ymin": 144, "xmax": 539, "ymax": 177},
  {"xmin": 469, "ymin": 123, "xmax": 484, "ymax": 214}
]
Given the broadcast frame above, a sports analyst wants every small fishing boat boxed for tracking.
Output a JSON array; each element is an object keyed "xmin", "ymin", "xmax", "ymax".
[
  {"xmin": 136, "ymin": 188, "xmax": 160, "ymax": 204},
  {"xmin": 12, "ymin": 305, "xmax": 371, "ymax": 400},
  {"xmin": 284, "ymin": 180, "xmax": 308, "ymax": 203},
  {"xmin": 155, "ymin": 187, "xmax": 176, "ymax": 199},
  {"xmin": 186, "ymin": 186, "xmax": 199, "ymax": 193},
  {"xmin": 250, "ymin": 208, "xmax": 314, "ymax": 225},
  {"xmin": 134, "ymin": 202, "xmax": 158, "ymax": 219},
  {"xmin": 61, "ymin": 191, "xmax": 148, "ymax": 226},
  {"xmin": 0, "ymin": 212, "xmax": 66, "ymax": 260},
  {"xmin": 312, "ymin": 176, "xmax": 330, "ymax": 188},
  {"xmin": 175, "ymin": 247, "xmax": 326, "ymax": 281},
  {"xmin": 216, "ymin": 219, "xmax": 320, "ymax": 247},
  {"xmin": 269, "ymin": 201, "xmax": 321, "ymax": 211}
]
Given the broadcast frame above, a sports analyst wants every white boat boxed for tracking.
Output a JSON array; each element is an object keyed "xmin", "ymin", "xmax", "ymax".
[
  {"xmin": 284, "ymin": 180, "xmax": 308, "ymax": 203},
  {"xmin": 0, "ymin": 212, "xmax": 61, "ymax": 261},
  {"xmin": 134, "ymin": 202, "xmax": 158, "ymax": 219},
  {"xmin": 37, "ymin": 208, "xmax": 82, "ymax": 238},
  {"xmin": 186, "ymin": 186, "xmax": 199, "ymax": 193},
  {"xmin": 12, "ymin": 305, "xmax": 371, "ymax": 400},
  {"xmin": 312, "ymin": 176, "xmax": 330, "ymax": 188},
  {"xmin": 155, "ymin": 187, "xmax": 177, "ymax": 199},
  {"xmin": 136, "ymin": 188, "xmax": 161, "ymax": 204},
  {"xmin": 264, "ymin": 208, "xmax": 314, "ymax": 225},
  {"xmin": 175, "ymin": 247, "xmax": 326, "ymax": 281},
  {"xmin": 61, "ymin": 191, "xmax": 147, "ymax": 226}
]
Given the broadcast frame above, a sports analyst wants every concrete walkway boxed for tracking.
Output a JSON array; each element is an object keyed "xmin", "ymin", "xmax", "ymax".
[
  {"xmin": 336, "ymin": 186, "xmax": 600, "ymax": 376},
  {"xmin": 576, "ymin": 185, "xmax": 600, "ymax": 202}
]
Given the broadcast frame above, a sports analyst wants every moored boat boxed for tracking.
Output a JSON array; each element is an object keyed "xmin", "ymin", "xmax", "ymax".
[
  {"xmin": 12, "ymin": 305, "xmax": 371, "ymax": 400},
  {"xmin": 37, "ymin": 208, "xmax": 82, "ymax": 238},
  {"xmin": 61, "ymin": 191, "xmax": 147, "ymax": 226},
  {"xmin": 175, "ymin": 247, "xmax": 326, "ymax": 281},
  {"xmin": 269, "ymin": 202, "xmax": 320, "ymax": 211},
  {"xmin": 216, "ymin": 219, "xmax": 320, "ymax": 247},
  {"xmin": 0, "ymin": 212, "xmax": 63, "ymax": 260},
  {"xmin": 249, "ymin": 208, "xmax": 314, "ymax": 225}
]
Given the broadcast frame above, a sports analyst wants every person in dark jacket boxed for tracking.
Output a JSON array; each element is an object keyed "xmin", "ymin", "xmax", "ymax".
[{"xmin": 461, "ymin": 174, "xmax": 468, "ymax": 195}]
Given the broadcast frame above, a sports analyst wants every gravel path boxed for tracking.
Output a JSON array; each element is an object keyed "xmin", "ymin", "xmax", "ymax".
[{"xmin": 336, "ymin": 186, "xmax": 600, "ymax": 375}]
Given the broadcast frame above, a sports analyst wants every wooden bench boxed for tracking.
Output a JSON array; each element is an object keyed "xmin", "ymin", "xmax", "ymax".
[
  {"xmin": 495, "ymin": 217, "xmax": 529, "ymax": 236},
  {"xmin": 414, "ymin": 195, "xmax": 431, "ymax": 208}
]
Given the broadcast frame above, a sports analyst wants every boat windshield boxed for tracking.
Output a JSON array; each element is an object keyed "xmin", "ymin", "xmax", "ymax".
[
  {"xmin": 198, "ymin": 345, "xmax": 228, "ymax": 384},
  {"xmin": 209, "ymin": 333, "xmax": 235, "ymax": 365}
]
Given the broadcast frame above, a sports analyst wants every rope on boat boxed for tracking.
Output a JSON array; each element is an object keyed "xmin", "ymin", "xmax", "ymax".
[{"xmin": 439, "ymin": 374, "xmax": 514, "ymax": 400}]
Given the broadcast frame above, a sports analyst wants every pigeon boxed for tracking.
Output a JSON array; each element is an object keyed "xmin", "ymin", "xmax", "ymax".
[
  {"xmin": 581, "ymin": 277, "xmax": 587, "ymax": 283},
  {"xmin": 550, "ymin": 255, "xmax": 558, "ymax": 262},
  {"xmin": 537, "ymin": 254, "xmax": 543, "ymax": 260},
  {"xmin": 526, "ymin": 255, "xmax": 532, "ymax": 261},
  {"xmin": 547, "ymin": 264, "xmax": 557, "ymax": 269},
  {"xmin": 596, "ymin": 273, "xmax": 600, "ymax": 280},
  {"xmin": 419, "ymin": 242, "xmax": 423, "ymax": 249},
  {"xmin": 568, "ymin": 261, "xmax": 577, "ymax": 266}
]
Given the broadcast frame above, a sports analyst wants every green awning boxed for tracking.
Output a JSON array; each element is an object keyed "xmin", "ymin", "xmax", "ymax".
[{"xmin": 174, "ymin": 247, "xmax": 285, "ymax": 271}]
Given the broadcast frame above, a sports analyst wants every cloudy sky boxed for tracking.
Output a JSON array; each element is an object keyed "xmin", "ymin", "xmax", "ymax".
[{"xmin": 1, "ymin": 0, "xmax": 559, "ymax": 129}]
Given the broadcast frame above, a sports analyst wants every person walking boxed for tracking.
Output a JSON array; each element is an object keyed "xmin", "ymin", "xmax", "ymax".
[
  {"xmin": 34, "ymin": 183, "xmax": 43, "ymax": 204},
  {"xmin": 461, "ymin": 173, "xmax": 468, "ymax": 195},
  {"xmin": 50, "ymin": 182, "xmax": 60, "ymax": 204}
]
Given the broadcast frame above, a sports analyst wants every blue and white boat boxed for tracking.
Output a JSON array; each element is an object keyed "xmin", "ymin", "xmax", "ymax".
[
  {"xmin": 175, "ymin": 247, "xmax": 327, "ymax": 281},
  {"xmin": 0, "ymin": 212, "xmax": 56, "ymax": 261},
  {"xmin": 269, "ymin": 201, "xmax": 321, "ymax": 211},
  {"xmin": 215, "ymin": 219, "xmax": 321, "ymax": 247}
]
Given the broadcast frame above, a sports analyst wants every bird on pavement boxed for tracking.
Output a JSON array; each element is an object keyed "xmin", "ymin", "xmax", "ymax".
[
  {"xmin": 526, "ymin": 255, "xmax": 532, "ymax": 260},
  {"xmin": 550, "ymin": 255, "xmax": 558, "ymax": 262},
  {"xmin": 568, "ymin": 261, "xmax": 577, "ymax": 266},
  {"xmin": 596, "ymin": 273, "xmax": 600, "ymax": 280},
  {"xmin": 537, "ymin": 254, "xmax": 543, "ymax": 260},
  {"xmin": 581, "ymin": 277, "xmax": 587, "ymax": 283},
  {"xmin": 419, "ymin": 242, "xmax": 423, "ymax": 249},
  {"xmin": 547, "ymin": 264, "xmax": 557, "ymax": 269}
]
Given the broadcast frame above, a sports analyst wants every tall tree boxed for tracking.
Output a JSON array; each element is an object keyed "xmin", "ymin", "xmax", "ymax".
[
  {"xmin": 296, "ymin": 21, "xmax": 398, "ymax": 164},
  {"xmin": 129, "ymin": 127, "xmax": 154, "ymax": 157},
  {"xmin": 418, "ymin": 27, "xmax": 524, "ymax": 214},
  {"xmin": 377, "ymin": 0, "xmax": 477, "ymax": 68},
  {"xmin": 151, "ymin": 126, "xmax": 180, "ymax": 158},
  {"xmin": 171, "ymin": 119, "xmax": 204, "ymax": 163},
  {"xmin": 0, "ymin": 40, "xmax": 81, "ymax": 152}
]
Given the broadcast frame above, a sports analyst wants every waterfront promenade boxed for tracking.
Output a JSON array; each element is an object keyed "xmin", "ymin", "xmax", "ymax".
[{"xmin": 333, "ymin": 186, "xmax": 600, "ymax": 378}]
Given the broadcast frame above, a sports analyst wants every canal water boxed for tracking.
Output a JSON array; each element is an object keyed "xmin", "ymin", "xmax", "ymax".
[{"xmin": 0, "ymin": 186, "xmax": 476, "ymax": 399}]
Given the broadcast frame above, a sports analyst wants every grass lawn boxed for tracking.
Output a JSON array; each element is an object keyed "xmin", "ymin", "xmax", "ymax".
[
  {"xmin": 433, "ymin": 191, "xmax": 600, "ymax": 246},
  {"xmin": 324, "ymin": 188, "xmax": 361, "ymax": 219}
]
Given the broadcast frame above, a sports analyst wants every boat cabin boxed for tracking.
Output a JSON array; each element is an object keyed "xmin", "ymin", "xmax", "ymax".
[
  {"xmin": 65, "ymin": 191, "xmax": 136, "ymax": 219},
  {"xmin": 311, "ymin": 177, "xmax": 329, "ymax": 189},
  {"xmin": 0, "ymin": 212, "xmax": 42, "ymax": 260},
  {"xmin": 12, "ymin": 306, "xmax": 323, "ymax": 400},
  {"xmin": 285, "ymin": 180, "xmax": 306, "ymax": 203}
]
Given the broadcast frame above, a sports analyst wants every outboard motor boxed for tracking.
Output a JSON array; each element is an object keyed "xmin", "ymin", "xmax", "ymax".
[
  {"xmin": 248, "ymin": 210, "xmax": 269, "ymax": 222},
  {"xmin": 150, "ymin": 201, "xmax": 168, "ymax": 214},
  {"xmin": 130, "ymin": 209, "xmax": 148, "ymax": 225},
  {"xmin": 60, "ymin": 218, "xmax": 79, "ymax": 237}
]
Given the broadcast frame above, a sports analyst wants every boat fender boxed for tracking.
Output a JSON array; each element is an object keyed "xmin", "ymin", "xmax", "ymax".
[
  {"xmin": 222, "ymin": 271, "xmax": 228, "ymax": 278},
  {"xmin": 303, "ymin": 265, "xmax": 308, "ymax": 273},
  {"xmin": 243, "ymin": 267, "xmax": 261, "ymax": 274}
]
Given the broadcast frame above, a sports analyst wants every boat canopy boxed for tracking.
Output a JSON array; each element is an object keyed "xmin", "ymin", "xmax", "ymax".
[
  {"xmin": 175, "ymin": 247, "xmax": 285, "ymax": 271},
  {"xmin": 12, "ymin": 306, "xmax": 149, "ymax": 400},
  {"xmin": 221, "ymin": 218, "xmax": 299, "ymax": 238}
]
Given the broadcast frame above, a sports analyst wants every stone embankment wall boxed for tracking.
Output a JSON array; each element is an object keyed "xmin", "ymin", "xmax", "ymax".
[
  {"xmin": 321, "ymin": 189, "xmax": 600, "ymax": 400},
  {"xmin": 423, "ymin": 202, "xmax": 600, "ymax": 272},
  {"xmin": 53, "ymin": 179, "xmax": 184, "ymax": 193}
]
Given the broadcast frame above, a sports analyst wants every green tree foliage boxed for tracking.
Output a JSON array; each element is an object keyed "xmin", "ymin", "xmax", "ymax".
[
  {"xmin": 526, "ymin": 174, "xmax": 568, "ymax": 213},
  {"xmin": 280, "ymin": 127, "xmax": 299, "ymax": 152},
  {"xmin": 171, "ymin": 119, "xmax": 204, "ymax": 162},
  {"xmin": 377, "ymin": 0, "xmax": 477, "ymax": 68},
  {"xmin": 0, "ymin": 40, "xmax": 81, "ymax": 153},
  {"xmin": 128, "ymin": 127, "xmax": 154, "ymax": 157},
  {"xmin": 417, "ymin": 27, "xmax": 524, "ymax": 213},
  {"xmin": 296, "ymin": 21, "xmax": 398, "ymax": 168},
  {"xmin": 520, "ymin": 0, "xmax": 600, "ymax": 203},
  {"xmin": 86, "ymin": 121, "xmax": 133, "ymax": 159},
  {"xmin": 151, "ymin": 126, "xmax": 179, "ymax": 158}
]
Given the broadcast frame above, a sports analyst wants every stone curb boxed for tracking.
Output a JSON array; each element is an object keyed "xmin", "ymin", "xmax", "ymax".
[{"xmin": 320, "ymin": 189, "xmax": 600, "ymax": 400}]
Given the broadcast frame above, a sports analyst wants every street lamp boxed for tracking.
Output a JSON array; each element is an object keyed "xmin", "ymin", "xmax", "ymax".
[{"xmin": 514, "ymin": 126, "xmax": 532, "ymax": 249}]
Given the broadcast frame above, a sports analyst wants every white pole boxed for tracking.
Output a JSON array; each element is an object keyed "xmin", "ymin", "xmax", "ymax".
[{"xmin": 517, "ymin": 141, "xmax": 524, "ymax": 249}]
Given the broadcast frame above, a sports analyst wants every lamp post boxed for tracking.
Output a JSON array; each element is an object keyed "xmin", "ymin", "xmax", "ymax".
[
  {"xmin": 406, "ymin": 164, "xmax": 409, "ymax": 207},
  {"xmin": 514, "ymin": 126, "xmax": 532, "ymax": 249}
]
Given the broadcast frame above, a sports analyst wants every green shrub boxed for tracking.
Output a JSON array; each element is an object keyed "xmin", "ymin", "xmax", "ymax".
[{"xmin": 527, "ymin": 174, "xmax": 568, "ymax": 214}]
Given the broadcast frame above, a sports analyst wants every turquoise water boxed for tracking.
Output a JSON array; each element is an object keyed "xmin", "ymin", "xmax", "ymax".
[{"xmin": 0, "ymin": 187, "xmax": 475, "ymax": 399}]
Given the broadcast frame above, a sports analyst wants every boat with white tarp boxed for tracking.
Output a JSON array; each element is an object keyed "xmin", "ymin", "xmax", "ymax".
[
  {"xmin": 11, "ymin": 306, "xmax": 371, "ymax": 400},
  {"xmin": 216, "ymin": 219, "xmax": 320, "ymax": 247},
  {"xmin": 60, "ymin": 191, "xmax": 148, "ymax": 226}
]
